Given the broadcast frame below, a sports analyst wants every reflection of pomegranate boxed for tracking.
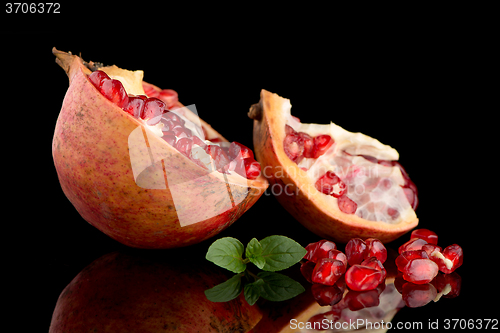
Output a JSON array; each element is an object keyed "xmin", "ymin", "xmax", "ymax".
[
  {"xmin": 49, "ymin": 251, "xmax": 262, "ymax": 332},
  {"xmin": 52, "ymin": 49, "xmax": 268, "ymax": 248},
  {"xmin": 249, "ymin": 90, "xmax": 418, "ymax": 243}
]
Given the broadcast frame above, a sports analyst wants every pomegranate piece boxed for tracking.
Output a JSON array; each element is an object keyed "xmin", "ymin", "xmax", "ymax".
[
  {"xmin": 345, "ymin": 238, "xmax": 368, "ymax": 266},
  {"xmin": 311, "ymin": 258, "xmax": 346, "ymax": 286},
  {"xmin": 234, "ymin": 157, "xmax": 261, "ymax": 180},
  {"xmin": 360, "ymin": 257, "xmax": 386, "ymax": 281},
  {"xmin": 175, "ymin": 137, "xmax": 193, "ymax": 157},
  {"xmin": 299, "ymin": 132, "xmax": 314, "ymax": 158},
  {"xmin": 312, "ymin": 134, "xmax": 334, "ymax": 158},
  {"xmin": 402, "ymin": 282, "xmax": 437, "ymax": 308},
  {"xmin": 345, "ymin": 265, "xmax": 384, "ymax": 291},
  {"xmin": 365, "ymin": 238, "xmax": 387, "ymax": 263},
  {"xmin": 205, "ymin": 145, "xmax": 230, "ymax": 173},
  {"xmin": 396, "ymin": 250, "xmax": 429, "ymax": 272},
  {"xmin": 283, "ymin": 131, "xmax": 304, "ymax": 163},
  {"xmin": 88, "ymin": 70, "xmax": 110, "ymax": 89},
  {"xmin": 123, "ymin": 96, "xmax": 145, "ymax": 118},
  {"xmin": 398, "ymin": 237, "xmax": 428, "ymax": 254},
  {"xmin": 314, "ymin": 171, "xmax": 347, "ymax": 198},
  {"xmin": 402, "ymin": 258, "xmax": 439, "ymax": 284},
  {"xmin": 142, "ymin": 98, "xmax": 165, "ymax": 125},
  {"xmin": 411, "ymin": 229, "xmax": 438, "ymax": 245},
  {"xmin": 163, "ymin": 111, "xmax": 185, "ymax": 126},
  {"xmin": 162, "ymin": 132, "xmax": 176, "ymax": 146},
  {"xmin": 100, "ymin": 79, "xmax": 129, "ymax": 108},
  {"xmin": 421, "ymin": 244, "xmax": 442, "ymax": 257},
  {"xmin": 310, "ymin": 283, "xmax": 343, "ymax": 306}
]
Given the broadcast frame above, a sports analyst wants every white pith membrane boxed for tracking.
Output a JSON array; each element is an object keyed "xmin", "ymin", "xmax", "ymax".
[
  {"xmin": 285, "ymin": 114, "xmax": 417, "ymax": 224},
  {"xmin": 99, "ymin": 67, "xmax": 247, "ymax": 179}
]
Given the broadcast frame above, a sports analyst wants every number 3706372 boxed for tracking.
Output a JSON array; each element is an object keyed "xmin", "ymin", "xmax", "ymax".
[{"xmin": 6, "ymin": 3, "xmax": 60, "ymax": 13}]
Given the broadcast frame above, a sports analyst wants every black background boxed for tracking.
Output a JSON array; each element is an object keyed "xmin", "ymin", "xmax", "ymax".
[{"xmin": 3, "ymin": 8, "xmax": 495, "ymax": 332}]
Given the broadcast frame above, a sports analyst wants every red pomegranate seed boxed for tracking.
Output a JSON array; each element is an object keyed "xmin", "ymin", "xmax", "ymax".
[
  {"xmin": 299, "ymin": 132, "xmax": 314, "ymax": 158},
  {"xmin": 162, "ymin": 131, "xmax": 176, "ymax": 146},
  {"xmin": 345, "ymin": 265, "xmax": 383, "ymax": 291},
  {"xmin": 398, "ymin": 238, "xmax": 428, "ymax": 254},
  {"xmin": 337, "ymin": 194, "xmax": 357, "ymax": 214},
  {"xmin": 228, "ymin": 142, "xmax": 254, "ymax": 160},
  {"xmin": 283, "ymin": 132, "xmax": 304, "ymax": 163},
  {"xmin": 311, "ymin": 258, "xmax": 346, "ymax": 286},
  {"xmin": 172, "ymin": 124, "xmax": 192, "ymax": 138},
  {"xmin": 365, "ymin": 238, "xmax": 388, "ymax": 264},
  {"xmin": 312, "ymin": 135, "xmax": 334, "ymax": 158},
  {"xmin": 234, "ymin": 157, "xmax": 261, "ymax": 180},
  {"xmin": 175, "ymin": 137, "xmax": 193, "ymax": 157},
  {"xmin": 403, "ymin": 179, "xmax": 419, "ymax": 210},
  {"xmin": 142, "ymin": 82, "xmax": 160, "ymax": 98},
  {"xmin": 421, "ymin": 244, "xmax": 442, "ymax": 257},
  {"xmin": 300, "ymin": 260, "xmax": 316, "ymax": 283},
  {"xmin": 192, "ymin": 135, "xmax": 207, "ymax": 149},
  {"xmin": 88, "ymin": 70, "xmax": 111, "ymax": 89},
  {"xmin": 411, "ymin": 229, "xmax": 438, "ymax": 245},
  {"xmin": 304, "ymin": 240, "xmax": 337, "ymax": 263},
  {"xmin": 430, "ymin": 244, "xmax": 463, "ymax": 274},
  {"xmin": 123, "ymin": 96, "xmax": 145, "ymax": 118},
  {"xmin": 402, "ymin": 258, "xmax": 439, "ymax": 284},
  {"xmin": 158, "ymin": 89, "xmax": 178, "ymax": 108},
  {"xmin": 142, "ymin": 98, "xmax": 165, "ymax": 125},
  {"xmin": 314, "ymin": 171, "xmax": 347, "ymax": 198},
  {"xmin": 396, "ymin": 250, "xmax": 429, "ymax": 271},
  {"xmin": 100, "ymin": 79, "xmax": 129, "ymax": 108},
  {"xmin": 360, "ymin": 257, "xmax": 387, "ymax": 281},
  {"xmin": 205, "ymin": 145, "xmax": 230, "ymax": 173},
  {"xmin": 345, "ymin": 238, "xmax": 368, "ymax": 266},
  {"xmin": 163, "ymin": 111, "xmax": 185, "ymax": 126}
]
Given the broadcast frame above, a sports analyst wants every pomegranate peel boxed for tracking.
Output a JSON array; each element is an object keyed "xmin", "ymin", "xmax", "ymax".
[
  {"xmin": 52, "ymin": 48, "xmax": 268, "ymax": 249},
  {"xmin": 250, "ymin": 90, "xmax": 418, "ymax": 243}
]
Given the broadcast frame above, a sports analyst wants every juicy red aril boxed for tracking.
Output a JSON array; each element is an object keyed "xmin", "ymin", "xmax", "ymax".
[
  {"xmin": 396, "ymin": 250, "xmax": 429, "ymax": 271},
  {"xmin": 158, "ymin": 89, "xmax": 178, "ymax": 108},
  {"xmin": 311, "ymin": 258, "xmax": 346, "ymax": 286},
  {"xmin": 360, "ymin": 257, "xmax": 387, "ymax": 281},
  {"xmin": 314, "ymin": 171, "xmax": 346, "ymax": 198},
  {"xmin": 300, "ymin": 260, "xmax": 316, "ymax": 283},
  {"xmin": 283, "ymin": 132, "xmax": 304, "ymax": 163},
  {"xmin": 398, "ymin": 237, "xmax": 428, "ymax": 254},
  {"xmin": 234, "ymin": 157, "xmax": 260, "ymax": 180},
  {"xmin": 299, "ymin": 132, "xmax": 314, "ymax": 158},
  {"xmin": 163, "ymin": 111, "xmax": 185, "ymax": 126},
  {"xmin": 402, "ymin": 258, "xmax": 439, "ymax": 284},
  {"xmin": 123, "ymin": 96, "xmax": 145, "ymax": 118},
  {"xmin": 338, "ymin": 194, "xmax": 357, "ymax": 214},
  {"xmin": 403, "ymin": 178, "xmax": 419, "ymax": 210},
  {"xmin": 175, "ymin": 137, "xmax": 192, "ymax": 157},
  {"xmin": 162, "ymin": 132, "xmax": 176, "ymax": 146},
  {"xmin": 142, "ymin": 98, "xmax": 165, "ymax": 125},
  {"xmin": 411, "ymin": 229, "xmax": 438, "ymax": 245},
  {"xmin": 88, "ymin": 70, "xmax": 111, "ymax": 89},
  {"xmin": 100, "ymin": 79, "xmax": 129, "ymax": 108},
  {"xmin": 365, "ymin": 238, "xmax": 387, "ymax": 264},
  {"xmin": 345, "ymin": 238, "xmax": 368, "ymax": 266},
  {"xmin": 172, "ymin": 124, "xmax": 192, "ymax": 138},
  {"xmin": 430, "ymin": 244, "xmax": 463, "ymax": 274},
  {"xmin": 205, "ymin": 145, "xmax": 230, "ymax": 173},
  {"xmin": 345, "ymin": 265, "xmax": 383, "ymax": 291},
  {"xmin": 421, "ymin": 244, "xmax": 442, "ymax": 257},
  {"xmin": 304, "ymin": 240, "xmax": 337, "ymax": 263},
  {"xmin": 228, "ymin": 141, "xmax": 254, "ymax": 159},
  {"xmin": 192, "ymin": 136, "xmax": 206, "ymax": 149},
  {"xmin": 312, "ymin": 135, "xmax": 334, "ymax": 158}
]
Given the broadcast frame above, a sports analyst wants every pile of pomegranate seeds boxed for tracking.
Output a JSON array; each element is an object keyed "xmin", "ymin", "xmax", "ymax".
[
  {"xmin": 88, "ymin": 70, "xmax": 261, "ymax": 180},
  {"xmin": 302, "ymin": 231, "xmax": 462, "ymax": 308},
  {"xmin": 283, "ymin": 118, "xmax": 418, "ymax": 222}
]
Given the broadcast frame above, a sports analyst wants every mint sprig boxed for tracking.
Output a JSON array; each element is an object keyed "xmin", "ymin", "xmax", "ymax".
[{"xmin": 205, "ymin": 235, "xmax": 307, "ymax": 306}]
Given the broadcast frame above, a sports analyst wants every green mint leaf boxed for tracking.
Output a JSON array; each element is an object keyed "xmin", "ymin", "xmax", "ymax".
[
  {"xmin": 206, "ymin": 237, "xmax": 246, "ymax": 273},
  {"xmin": 256, "ymin": 271, "xmax": 305, "ymax": 302},
  {"xmin": 243, "ymin": 279, "xmax": 264, "ymax": 306},
  {"xmin": 246, "ymin": 238, "xmax": 265, "ymax": 269},
  {"xmin": 259, "ymin": 235, "xmax": 307, "ymax": 271},
  {"xmin": 204, "ymin": 273, "xmax": 243, "ymax": 302}
]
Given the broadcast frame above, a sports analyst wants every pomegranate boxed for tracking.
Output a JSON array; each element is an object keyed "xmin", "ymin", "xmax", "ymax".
[
  {"xmin": 249, "ymin": 90, "xmax": 418, "ymax": 243},
  {"xmin": 52, "ymin": 49, "xmax": 268, "ymax": 249},
  {"xmin": 49, "ymin": 251, "xmax": 262, "ymax": 332}
]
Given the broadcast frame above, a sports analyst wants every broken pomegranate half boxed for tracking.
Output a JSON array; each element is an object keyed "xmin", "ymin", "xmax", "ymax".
[
  {"xmin": 52, "ymin": 48, "xmax": 268, "ymax": 249},
  {"xmin": 249, "ymin": 90, "xmax": 418, "ymax": 243}
]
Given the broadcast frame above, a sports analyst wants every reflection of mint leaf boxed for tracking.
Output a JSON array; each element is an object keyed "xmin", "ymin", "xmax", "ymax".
[
  {"xmin": 206, "ymin": 237, "xmax": 246, "ymax": 273},
  {"xmin": 244, "ymin": 279, "xmax": 264, "ymax": 306},
  {"xmin": 246, "ymin": 238, "xmax": 265, "ymax": 269},
  {"xmin": 259, "ymin": 235, "xmax": 307, "ymax": 272},
  {"xmin": 204, "ymin": 273, "xmax": 243, "ymax": 302},
  {"xmin": 257, "ymin": 271, "xmax": 305, "ymax": 301}
]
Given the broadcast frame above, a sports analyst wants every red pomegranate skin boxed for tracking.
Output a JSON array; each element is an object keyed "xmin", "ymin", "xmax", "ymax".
[
  {"xmin": 52, "ymin": 49, "xmax": 268, "ymax": 249},
  {"xmin": 49, "ymin": 251, "xmax": 262, "ymax": 332}
]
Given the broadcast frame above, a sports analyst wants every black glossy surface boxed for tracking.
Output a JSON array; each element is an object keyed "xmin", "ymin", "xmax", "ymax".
[{"xmin": 5, "ymin": 20, "xmax": 493, "ymax": 332}]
